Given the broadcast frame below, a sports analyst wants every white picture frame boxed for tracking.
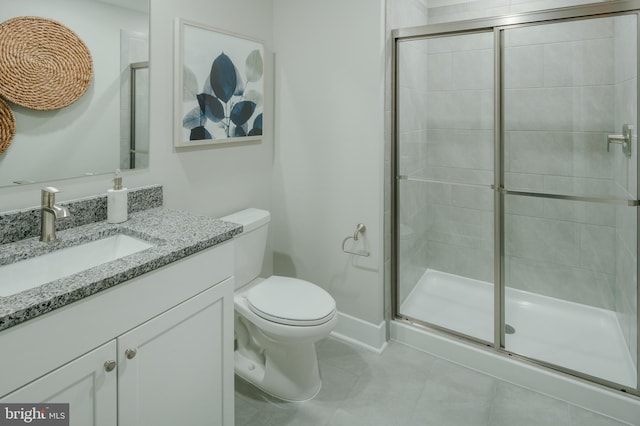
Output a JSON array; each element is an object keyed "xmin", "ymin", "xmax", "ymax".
[{"xmin": 174, "ymin": 18, "xmax": 264, "ymax": 147}]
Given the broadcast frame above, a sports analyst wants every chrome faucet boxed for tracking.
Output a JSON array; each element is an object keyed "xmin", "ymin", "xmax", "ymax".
[{"xmin": 40, "ymin": 187, "xmax": 70, "ymax": 242}]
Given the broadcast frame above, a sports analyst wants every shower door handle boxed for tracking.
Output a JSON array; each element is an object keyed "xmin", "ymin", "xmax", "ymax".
[{"xmin": 607, "ymin": 124, "xmax": 632, "ymax": 158}]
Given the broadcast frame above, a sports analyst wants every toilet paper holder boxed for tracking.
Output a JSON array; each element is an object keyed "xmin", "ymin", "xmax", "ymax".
[{"xmin": 341, "ymin": 223, "xmax": 370, "ymax": 257}]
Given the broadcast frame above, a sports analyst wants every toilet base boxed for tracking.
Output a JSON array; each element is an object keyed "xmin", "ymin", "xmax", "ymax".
[
  {"xmin": 233, "ymin": 282, "xmax": 338, "ymax": 402},
  {"xmin": 234, "ymin": 344, "xmax": 321, "ymax": 402}
]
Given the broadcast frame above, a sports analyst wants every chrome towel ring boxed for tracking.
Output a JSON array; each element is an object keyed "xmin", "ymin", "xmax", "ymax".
[{"xmin": 341, "ymin": 223, "xmax": 370, "ymax": 257}]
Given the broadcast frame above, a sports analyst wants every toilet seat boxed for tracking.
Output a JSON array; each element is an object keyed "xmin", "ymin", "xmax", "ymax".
[{"xmin": 246, "ymin": 276, "xmax": 336, "ymax": 326}]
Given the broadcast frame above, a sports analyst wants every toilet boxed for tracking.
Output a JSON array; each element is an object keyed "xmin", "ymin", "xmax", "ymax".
[{"xmin": 221, "ymin": 208, "xmax": 338, "ymax": 401}]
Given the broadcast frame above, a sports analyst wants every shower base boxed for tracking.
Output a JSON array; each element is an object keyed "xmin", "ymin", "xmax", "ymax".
[{"xmin": 400, "ymin": 269, "xmax": 637, "ymax": 388}]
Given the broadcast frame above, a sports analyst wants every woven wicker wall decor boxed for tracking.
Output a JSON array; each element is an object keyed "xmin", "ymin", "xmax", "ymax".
[
  {"xmin": 0, "ymin": 98, "xmax": 16, "ymax": 155},
  {"xmin": 0, "ymin": 16, "xmax": 93, "ymax": 111}
]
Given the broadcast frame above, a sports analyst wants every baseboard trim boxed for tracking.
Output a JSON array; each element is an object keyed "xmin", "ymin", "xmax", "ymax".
[{"xmin": 329, "ymin": 312, "xmax": 387, "ymax": 354}]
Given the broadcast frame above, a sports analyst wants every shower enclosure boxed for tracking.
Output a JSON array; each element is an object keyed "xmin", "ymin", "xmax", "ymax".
[{"xmin": 392, "ymin": 1, "xmax": 639, "ymax": 394}]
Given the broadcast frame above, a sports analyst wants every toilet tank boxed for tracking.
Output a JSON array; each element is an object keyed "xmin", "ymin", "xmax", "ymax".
[{"xmin": 220, "ymin": 208, "xmax": 270, "ymax": 289}]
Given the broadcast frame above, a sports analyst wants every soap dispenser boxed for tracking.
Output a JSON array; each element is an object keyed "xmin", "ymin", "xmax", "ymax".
[{"xmin": 107, "ymin": 169, "xmax": 128, "ymax": 224}]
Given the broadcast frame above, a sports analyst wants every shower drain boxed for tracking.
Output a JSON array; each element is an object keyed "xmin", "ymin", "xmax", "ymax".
[{"xmin": 505, "ymin": 324, "xmax": 516, "ymax": 334}]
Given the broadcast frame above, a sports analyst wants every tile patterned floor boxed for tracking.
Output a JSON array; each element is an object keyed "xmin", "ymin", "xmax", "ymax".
[{"xmin": 235, "ymin": 337, "xmax": 631, "ymax": 426}]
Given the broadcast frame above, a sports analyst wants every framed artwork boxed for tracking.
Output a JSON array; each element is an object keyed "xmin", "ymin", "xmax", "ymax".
[{"xmin": 174, "ymin": 18, "xmax": 264, "ymax": 147}]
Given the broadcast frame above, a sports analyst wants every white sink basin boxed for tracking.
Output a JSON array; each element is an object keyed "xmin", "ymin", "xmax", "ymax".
[{"xmin": 0, "ymin": 234, "xmax": 154, "ymax": 297}]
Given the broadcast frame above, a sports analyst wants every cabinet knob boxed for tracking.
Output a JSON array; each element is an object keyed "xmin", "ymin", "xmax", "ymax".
[
  {"xmin": 104, "ymin": 360, "xmax": 116, "ymax": 372},
  {"xmin": 125, "ymin": 348, "xmax": 137, "ymax": 360}
]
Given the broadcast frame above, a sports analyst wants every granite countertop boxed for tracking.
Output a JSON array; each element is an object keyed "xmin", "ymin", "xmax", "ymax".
[{"xmin": 0, "ymin": 207, "xmax": 242, "ymax": 332}]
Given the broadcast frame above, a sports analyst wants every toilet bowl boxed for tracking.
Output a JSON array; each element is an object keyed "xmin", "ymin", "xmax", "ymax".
[{"xmin": 221, "ymin": 209, "xmax": 338, "ymax": 401}]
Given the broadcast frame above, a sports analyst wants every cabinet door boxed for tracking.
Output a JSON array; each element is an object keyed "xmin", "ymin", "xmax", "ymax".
[
  {"xmin": 0, "ymin": 340, "xmax": 117, "ymax": 426},
  {"xmin": 117, "ymin": 278, "xmax": 234, "ymax": 426}
]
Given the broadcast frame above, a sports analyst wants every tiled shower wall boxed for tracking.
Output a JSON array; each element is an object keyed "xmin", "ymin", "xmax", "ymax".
[
  {"xmin": 503, "ymin": 19, "xmax": 619, "ymax": 309},
  {"xmin": 397, "ymin": 37, "xmax": 430, "ymax": 304},
  {"xmin": 387, "ymin": 0, "xmax": 431, "ymax": 307},
  {"xmin": 398, "ymin": 30, "xmax": 496, "ymax": 306},
  {"xmin": 613, "ymin": 15, "xmax": 638, "ymax": 369}
]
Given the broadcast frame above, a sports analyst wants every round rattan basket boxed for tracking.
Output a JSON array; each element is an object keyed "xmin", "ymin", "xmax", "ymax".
[
  {"xmin": 0, "ymin": 97, "xmax": 16, "ymax": 155},
  {"xmin": 0, "ymin": 16, "xmax": 93, "ymax": 111}
]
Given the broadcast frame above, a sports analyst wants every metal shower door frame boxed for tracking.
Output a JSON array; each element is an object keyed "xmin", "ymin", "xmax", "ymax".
[{"xmin": 391, "ymin": 0, "xmax": 640, "ymax": 396}]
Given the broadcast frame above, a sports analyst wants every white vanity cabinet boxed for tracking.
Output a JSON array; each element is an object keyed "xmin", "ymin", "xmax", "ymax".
[
  {"xmin": 1, "ymin": 340, "xmax": 118, "ymax": 425},
  {"xmin": 117, "ymin": 281, "xmax": 232, "ymax": 426},
  {"xmin": 0, "ymin": 242, "xmax": 235, "ymax": 426}
]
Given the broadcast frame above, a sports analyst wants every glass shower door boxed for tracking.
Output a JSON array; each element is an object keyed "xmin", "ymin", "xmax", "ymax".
[
  {"xmin": 502, "ymin": 14, "xmax": 638, "ymax": 388},
  {"xmin": 396, "ymin": 31, "xmax": 495, "ymax": 343}
]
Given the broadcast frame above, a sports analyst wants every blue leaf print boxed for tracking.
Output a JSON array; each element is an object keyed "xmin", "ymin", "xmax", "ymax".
[
  {"xmin": 253, "ymin": 113, "xmax": 262, "ymax": 130},
  {"xmin": 245, "ymin": 49, "xmax": 263, "ymax": 83},
  {"xmin": 230, "ymin": 101, "xmax": 256, "ymax": 126},
  {"xmin": 210, "ymin": 53, "xmax": 236, "ymax": 103},
  {"xmin": 183, "ymin": 66, "xmax": 199, "ymax": 100},
  {"xmin": 248, "ymin": 113, "xmax": 263, "ymax": 136},
  {"xmin": 234, "ymin": 125, "xmax": 247, "ymax": 137},
  {"xmin": 183, "ymin": 106, "xmax": 205, "ymax": 129},
  {"xmin": 233, "ymin": 64, "xmax": 245, "ymax": 97},
  {"xmin": 190, "ymin": 126, "xmax": 212, "ymax": 141},
  {"xmin": 197, "ymin": 93, "xmax": 224, "ymax": 122}
]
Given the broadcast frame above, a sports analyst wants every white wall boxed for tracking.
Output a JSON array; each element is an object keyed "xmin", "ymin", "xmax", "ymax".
[
  {"xmin": 0, "ymin": 0, "xmax": 275, "ymax": 271},
  {"xmin": 1, "ymin": 0, "xmax": 386, "ymax": 330},
  {"xmin": 272, "ymin": 0, "xmax": 385, "ymax": 325}
]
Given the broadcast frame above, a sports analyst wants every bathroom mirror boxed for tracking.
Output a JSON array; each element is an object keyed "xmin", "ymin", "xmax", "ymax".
[{"xmin": 0, "ymin": 0, "xmax": 149, "ymax": 187}]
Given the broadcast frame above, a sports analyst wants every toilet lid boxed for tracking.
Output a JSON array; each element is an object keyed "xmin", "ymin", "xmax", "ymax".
[{"xmin": 246, "ymin": 276, "xmax": 336, "ymax": 326}]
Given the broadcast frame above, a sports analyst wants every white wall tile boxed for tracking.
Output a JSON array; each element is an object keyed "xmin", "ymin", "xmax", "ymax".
[
  {"xmin": 543, "ymin": 199, "xmax": 615, "ymax": 227},
  {"xmin": 578, "ymin": 85, "xmax": 614, "ymax": 132},
  {"xmin": 573, "ymin": 38, "xmax": 614, "ymax": 86},
  {"xmin": 505, "ymin": 45, "xmax": 544, "ymax": 89},
  {"xmin": 427, "ymin": 31, "xmax": 493, "ymax": 54},
  {"xmin": 505, "ymin": 194, "xmax": 545, "ymax": 218},
  {"xmin": 427, "ymin": 90, "xmax": 484, "ymax": 130},
  {"xmin": 430, "ymin": 203, "xmax": 492, "ymax": 242},
  {"xmin": 506, "ymin": 214, "xmax": 580, "ymax": 267},
  {"xmin": 388, "ymin": 0, "xmax": 429, "ymax": 29},
  {"xmin": 426, "ymin": 129, "xmax": 493, "ymax": 172},
  {"xmin": 426, "ymin": 181, "xmax": 453, "ymax": 205},
  {"xmin": 614, "ymin": 14, "xmax": 637, "ymax": 83},
  {"xmin": 398, "ymin": 131, "xmax": 425, "ymax": 176},
  {"xmin": 426, "ymin": 241, "xmax": 494, "ymax": 282},
  {"xmin": 505, "ymin": 172, "xmax": 545, "ymax": 191},
  {"xmin": 427, "ymin": 52, "xmax": 453, "ymax": 91},
  {"xmin": 480, "ymin": 89, "xmax": 494, "ymax": 130},
  {"xmin": 507, "ymin": 17, "xmax": 613, "ymax": 47},
  {"xmin": 504, "ymin": 88, "xmax": 574, "ymax": 131},
  {"xmin": 399, "ymin": 42, "xmax": 429, "ymax": 93},
  {"xmin": 508, "ymin": 256, "xmax": 614, "ymax": 309},
  {"xmin": 453, "ymin": 49, "xmax": 494, "ymax": 90},
  {"xmin": 399, "ymin": 87, "xmax": 429, "ymax": 132},
  {"xmin": 543, "ymin": 42, "xmax": 573, "ymax": 87},
  {"xmin": 579, "ymin": 224, "xmax": 616, "ymax": 275},
  {"xmin": 509, "ymin": 131, "xmax": 573, "ymax": 176},
  {"xmin": 572, "ymin": 132, "xmax": 613, "ymax": 179},
  {"xmin": 426, "ymin": 166, "xmax": 493, "ymax": 186},
  {"xmin": 452, "ymin": 185, "xmax": 493, "ymax": 211},
  {"xmin": 614, "ymin": 236, "xmax": 637, "ymax": 365}
]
